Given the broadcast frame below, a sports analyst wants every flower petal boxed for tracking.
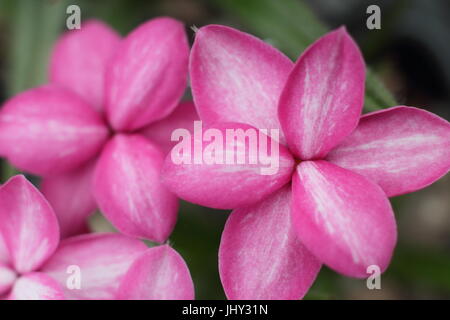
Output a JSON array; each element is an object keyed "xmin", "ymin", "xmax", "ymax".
[
  {"xmin": 40, "ymin": 160, "xmax": 97, "ymax": 238},
  {"xmin": 0, "ymin": 263, "xmax": 16, "ymax": 296},
  {"xmin": 279, "ymin": 27, "xmax": 365, "ymax": 160},
  {"xmin": 93, "ymin": 134, "xmax": 178, "ymax": 242},
  {"xmin": 162, "ymin": 122, "xmax": 295, "ymax": 209},
  {"xmin": 105, "ymin": 17, "xmax": 189, "ymax": 131},
  {"xmin": 190, "ymin": 25, "xmax": 293, "ymax": 143},
  {"xmin": 292, "ymin": 160, "xmax": 397, "ymax": 277},
  {"xmin": 117, "ymin": 245, "xmax": 194, "ymax": 300},
  {"xmin": 0, "ymin": 234, "xmax": 9, "ymax": 264},
  {"xmin": 219, "ymin": 186, "xmax": 321, "ymax": 300},
  {"xmin": 9, "ymin": 272, "xmax": 64, "ymax": 300},
  {"xmin": 50, "ymin": 20, "xmax": 120, "ymax": 110},
  {"xmin": 41, "ymin": 233, "xmax": 147, "ymax": 300},
  {"xmin": 0, "ymin": 175, "xmax": 59, "ymax": 273},
  {"xmin": 0, "ymin": 85, "xmax": 109, "ymax": 176},
  {"xmin": 327, "ymin": 106, "xmax": 450, "ymax": 197},
  {"xmin": 139, "ymin": 101, "xmax": 199, "ymax": 155}
]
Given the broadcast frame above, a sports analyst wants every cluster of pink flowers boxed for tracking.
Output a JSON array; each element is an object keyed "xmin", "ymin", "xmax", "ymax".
[
  {"xmin": 0, "ymin": 17, "xmax": 449, "ymax": 300},
  {"xmin": 0, "ymin": 175, "xmax": 193, "ymax": 300}
]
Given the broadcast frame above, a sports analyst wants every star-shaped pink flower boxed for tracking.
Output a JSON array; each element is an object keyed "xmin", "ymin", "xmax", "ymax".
[
  {"xmin": 0, "ymin": 18, "xmax": 198, "ymax": 240},
  {"xmin": 162, "ymin": 25, "xmax": 450, "ymax": 299},
  {"xmin": 0, "ymin": 175, "xmax": 194, "ymax": 300}
]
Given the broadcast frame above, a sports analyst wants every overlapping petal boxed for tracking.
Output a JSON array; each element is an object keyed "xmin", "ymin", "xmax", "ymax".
[
  {"xmin": 279, "ymin": 27, "xmax": 365, "ymax": 160},
  {"xmin": 140, "ymin": 101, "xmax": 199, "ymax": 155},
  {"xmin": 50, "ymin": 20, "xmax": 120, "ymax": 110},
  {"xmin": 0, "ymin": 263, "xmax": 16, "ymax": 296},
  {"xmin": 8, "ymin": 272, "xmax": 64, "ymax": 300},
  {"xmin": 40, "ymin": 160, "xmax": 97, "ymax": 238},
  {"xmin": 41, "ymin": 233, "xmax": 147, "ymax": 300},
  {"xmin": 93, "ymin": 134, "xmax": 178, "ymax": 242},
  {"xmin": 0, "ymin": 235, "xmax": 8, "ymax": 264},
  {"xmin": 292, "ymin": 161, "xmax": 397, "ymax": 277},
  {"xmin": 105, "ymin": 17, "xmax": 189, "ymax": 131},
  {"xmin": 219, "ymin": 186, "xmax": 321, "ymax": 300},
  {"xmin": 162, "ymin": 122, "xmax": 295, "ymax": 209},
  {"xmin": 0, "ymin": 85, "xmax": 109, "ymax": 176},
  {"xmin": 0, "ymin": 175, "xmax": 59, "ymax": 273},
  {"xmin": 190, "ymin": 25, "xmax": 293, "ymax": 143},
  {"xmin": 117, "ymin": 245, "xmax": 194, "ymax": 300},
  {"xmin": 327, "ymin": 106, "xmax": 450, "ymax": 196}
]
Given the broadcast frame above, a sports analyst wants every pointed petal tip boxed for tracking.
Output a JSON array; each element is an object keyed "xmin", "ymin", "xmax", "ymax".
[
  {"xmin": 0, "ymin": 174, "xmax": 60, "ymax": 273},
  {"xmin": 336, "ymin": 25, "xmax": 347, "ymax": 33},
  {"xmin": 2, "ymin": 174, "xmax": 26, "ymax": 185},
  {"xmin": 327, "ymin": 26, "xmax": 354, "ymax": 42},
  {"xmin": 193, "ymin": 24, "xmax": 221, "ymax": 36}
]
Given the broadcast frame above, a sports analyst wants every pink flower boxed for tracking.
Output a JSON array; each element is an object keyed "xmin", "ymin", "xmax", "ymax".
[
  {"xmin": 0, "ymin": 175, "xmax": 194, "ymax": 300},
  {"xmin": 162, "ymin": 25, "xmax": 450, "ymax": 299},
  {"xmin": 0, "ymin": 18, "xmax": 198, "ymax": 240}
]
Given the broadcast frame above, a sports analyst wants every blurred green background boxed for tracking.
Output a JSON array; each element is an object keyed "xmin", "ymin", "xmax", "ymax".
[{"xmin": 0, "ymin": 0, "xmax": 449, "ymax": 299}]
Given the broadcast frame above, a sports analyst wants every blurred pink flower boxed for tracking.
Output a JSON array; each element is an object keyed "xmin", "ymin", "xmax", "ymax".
[
  {"xmin": 162, "ymin": 25, "xmax": 450, "ymax": 299},
  {"xmin": 0, "ymin": 175, "xmax": 194, "ymax": 300},
  {"xmin": 0, "ymin": 18, "xmax": 198, "ymax": 241}
]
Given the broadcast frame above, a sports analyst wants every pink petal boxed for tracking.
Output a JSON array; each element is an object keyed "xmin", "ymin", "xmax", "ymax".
[
  {"xmin": 140, "ymin": 101, "xmax": 199, "ymax": 155},
  {"xmin": 40, "ymin": 160, "xmax": 97, "ymax": 238},
  {"xmin": 0, "ymin": 175, "xmax": 59, "ymax": 273},
  {"xmin": 105, "ymin": 17, "xmax": 189, "ymax": 131},
  {"xmin": 279, "ymin": 27, "xmax": 365, "ymax": 160},
  {"xmin": 0, "ymin": 85, "xmax": 109, "ymax": 176},
  {"xmin": 8, "ymin": 272, "xmax": 64, "ymax": 300},
  {"xmin": 327, "ymin": 106, "xmax": 450, "ymax": 197},
  {"xmin": 0, "ymin": 263, "xmax": 16, "ymax": 296},
  {"xmin": 219, "ymin": 186, "xmax": 321, "ymax": 300},
  {"xmin": 162, "ymin": 122, "xmax": 295, "ymax": 209},
  {"xmin": 41, "ymin": 233, "xmax": 147, "ymax": 300},
  {"xmin": 190, "ymin": 25, "xmax": 293, "ymax": 143},
  {"xmin": 117, "ymin": 245, "xmax": 194, "ymax": 300},
  {"xmin": 292, "ymin": 161, "xmax": 397, "ymax": 277},
  {"xmin": 0, "ymin": 236, "xmax": 11, "ymax": 294},
  {"xmin": 50, "ymin": 20, "xmax": 120, "ymax": 110},
  {"xmin": 93, "ymin": 134, "xmax": 178, "ymax": 242},
  {"xmin": 0, "ymin": 234, "xmax": 9, "ymax": 264}
]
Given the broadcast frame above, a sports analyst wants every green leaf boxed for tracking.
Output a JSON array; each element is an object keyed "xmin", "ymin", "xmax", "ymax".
[
  {"xmin": 365, "ymin": 68, "xmax": 397, "ymax": 111},
  {"xmin": 7, "ymin": 0, "xmax": 68, "ymax": 94},
  {"xmin": 1, "ymin": 0, "xmax": 68, "ymax": 181}
]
